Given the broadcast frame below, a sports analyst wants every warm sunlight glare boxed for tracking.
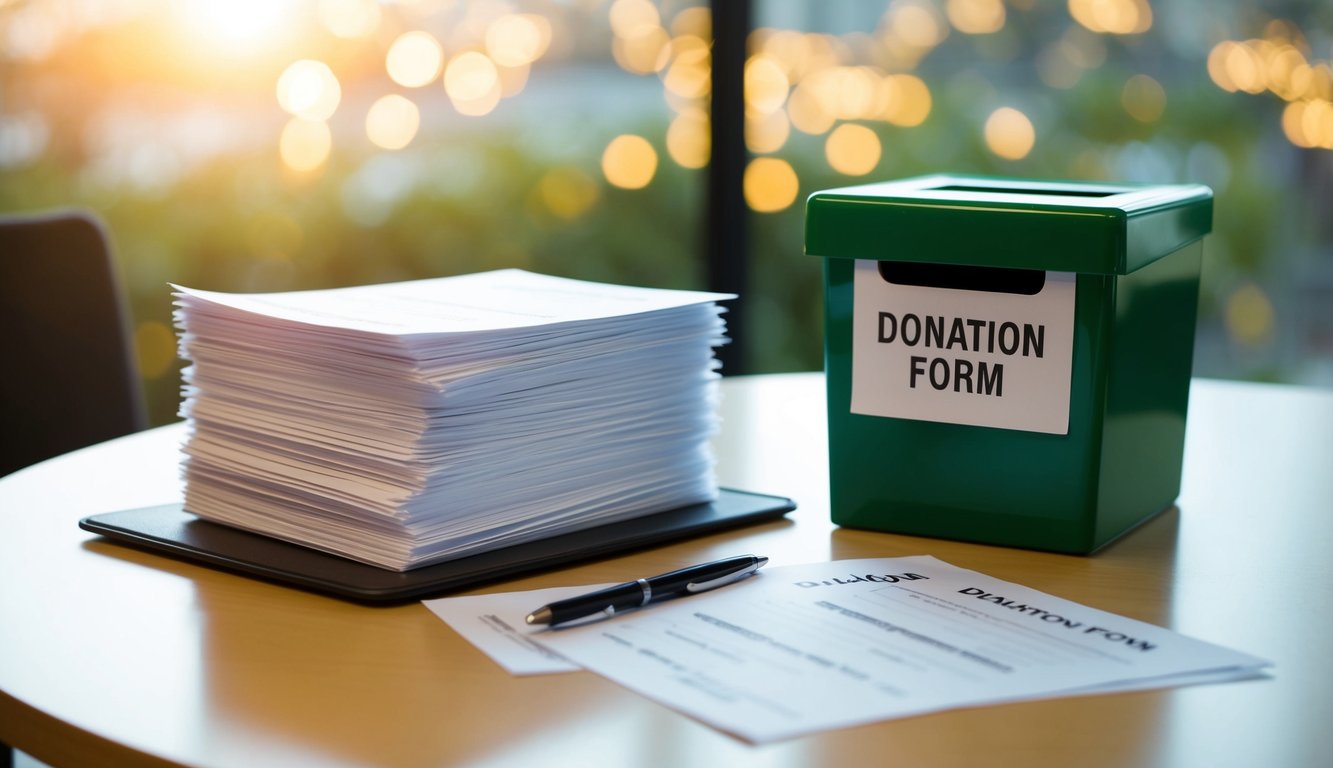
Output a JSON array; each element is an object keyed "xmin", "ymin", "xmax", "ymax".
[
  {"xmin": 319, "ymin": 0, "xmax": 381, "ymax": 39},
  {"xmin": 181, "ymin": 0, "xmax": 300, "ymax": 53}
]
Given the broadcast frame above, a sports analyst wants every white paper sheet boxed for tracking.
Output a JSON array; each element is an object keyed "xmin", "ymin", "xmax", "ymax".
[
  {"xmin": 173, "ymin": 268, "xmax": 734, "ymax": 337},
  {"xmin": 427, "ymin": 556, "xmax": 1270, "ymax": 743},
  {"xmin": 422, "ymin": 584, "xmax": 607, "ymax": 675}
]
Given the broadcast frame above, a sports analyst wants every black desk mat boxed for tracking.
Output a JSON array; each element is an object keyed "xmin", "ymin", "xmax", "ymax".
[{"xmin": 79, "ymin": 489, "xmax": 795, "ymax": 604}]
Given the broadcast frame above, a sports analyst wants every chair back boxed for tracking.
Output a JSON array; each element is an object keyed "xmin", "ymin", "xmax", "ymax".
[{"xmin": 0, "ymin": 211, "xmax": 147, "ymax": 476}]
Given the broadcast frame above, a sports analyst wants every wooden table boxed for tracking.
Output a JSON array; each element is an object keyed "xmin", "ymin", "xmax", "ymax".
[{"xmin": 2, "ymin": 373, "xmax": 1330, "ymax": 767}]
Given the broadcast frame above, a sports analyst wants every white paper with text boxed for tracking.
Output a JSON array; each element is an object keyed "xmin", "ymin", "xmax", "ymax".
[
  {"xmin": 851, "ymin": 260, "xmax": 1076, "ymax": 434},
  {"xmin": 436, "ymin": 556, "xmax": 1270, "ymax": 743}
]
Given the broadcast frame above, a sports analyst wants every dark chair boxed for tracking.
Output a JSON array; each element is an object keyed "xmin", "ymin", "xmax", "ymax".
[{"xmin": 0, "ymin": 210, "xmax": 147, "ymax": 478}]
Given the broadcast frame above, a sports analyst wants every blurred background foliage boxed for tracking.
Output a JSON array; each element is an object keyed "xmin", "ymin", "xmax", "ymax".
[{"xmin": 1, "ymin": 0, "xmax": 1330, "ymax": 426}]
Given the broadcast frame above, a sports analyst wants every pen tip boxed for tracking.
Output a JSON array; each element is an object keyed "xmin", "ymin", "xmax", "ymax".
[
  {"xmin": 526, "ymin": 607, "xmax": 552, "ymax": 626},
  {"xmin": 756, "ymin": 556, "xmax": 768, "ymax": 567}
]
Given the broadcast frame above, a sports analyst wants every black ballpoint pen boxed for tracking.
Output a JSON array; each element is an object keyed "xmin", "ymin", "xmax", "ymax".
[{"xmin": 525, "ymin": 554, "xmax": 768, "ymax": 627}]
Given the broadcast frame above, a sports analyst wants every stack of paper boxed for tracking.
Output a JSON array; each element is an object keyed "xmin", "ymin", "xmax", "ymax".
[{"xmin": 173, "ymin": 269, "xmax": 734, "ymax": 571}]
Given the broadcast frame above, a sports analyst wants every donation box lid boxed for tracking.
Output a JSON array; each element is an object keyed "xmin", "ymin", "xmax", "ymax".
[{"xmin": 805, "ymin": 174, "xmax": 1213, "ymax": 275}]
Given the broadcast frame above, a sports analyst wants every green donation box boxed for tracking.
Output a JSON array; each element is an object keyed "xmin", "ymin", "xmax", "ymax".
[{"xmin": 806, "ymin": 175, "xmax": 1213, "ymax": 554}]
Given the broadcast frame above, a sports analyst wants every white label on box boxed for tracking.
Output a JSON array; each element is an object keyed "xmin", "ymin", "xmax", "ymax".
[{"xmin": 851, "ymin": 259, "xmax": 1076, "ymax": 435}]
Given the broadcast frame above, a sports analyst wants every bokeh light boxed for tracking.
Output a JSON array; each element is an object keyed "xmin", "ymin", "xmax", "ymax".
[
  {"xmin": 1302, "ymin": 100, "xmax": 1333, "ymax": 149},
  {"xmin": 788, "ymin": 79, "xmax": 837, "ymax": 135},
  {"xmin": 445, "ymin": 51, "xmax": 501, "ymax": 115},
  {"xmin": 1206, "ymin": 31, "xmax": 1333, "ymax": 151},
  {"xmin": 984, "ymin": 107, "xmax": 1036, "ymax": 160},
  {"xmin": 276, "ymin": 60, "xmax": 341, "ymax": 121},
  {"xmin": 667, "ymin": 108, "xmax": 710, "ymax": 169},
  {"xmin": 451, "ymin": 90, "xmax": 502, "ymax": 117},
  {"xmin": 537, "ymin": 167, "xmax": 601, "ymax": 220},
  {"xmin": 602, "ymin": 134, "xmax": 658, "ymax": 189},
  {"xmin": 5, "ymin": 0, "xmax": 1331, "ymax": 423},
  {"xmin": 1037, "ymin": 28, "xmax": 1107, "ymax": 89},
  {"xmin": 880, "ymin": 74, "xmax": 932, "ymax": 126},
  {"xmin": 745, "ymin": 108, "xmax": 790, "ymax": 154},
  {"xmin": 497, "ymin": 62, "xmax": 531, "ymax": 98},
  {"xmin": 613, "ymin": 23, "xmax": 672, "ymax": 74},
  {"xmin": 1283, "ymin": 100, "xmax": 1333, "ymax": 149},
  {"xmin": 1208, "ymin": 41, "xmax": 1263, "ymax": 94},
  {"xmin": 134, "ymin": 320, "xmax": 178, "ymax": 379},
  {"xmin": 1068, "ymin": 0, "xmax": 1153, "ymax": 36},
  {"xmin": 743, "ymin": 157, "xmax": 799, "ymax": 213},
  {"xmin": 745, "ymin": 55, "xmax": 790, "ymax": 114},
  {"xmin": 825, "ymin": 123, "xmax": 882, "ymax": 176},
  {"xmin": 671, "ymin": 6, "xmax": 711, "ymax": 39},
  {"xmin": 386, "ymin": 31, "xmax": 445, "ymax": 88},
  {"xmin": 1225, "ymin": 282, "xmax": 1276, "ymax": 346},
  {"xmin": 1122, "ymin": 74, "xmax": 1166, "ymax": 123},
  {"xmin": 318, "ymin": 0, "xmax": 381, "ymax": 39},
  {"xmin": 947, "ymin": 0, "xmax": 1006, "ymax": 35},
  {"xmin": 884, "ymin": 1, "xmax": 949, "ymax": 61},
  {"xmin": 807, "ymin": 67, "xmax": 878, "ymax": 121},
  {"xmin": 279, "ymin": 117, "xmax": 332, "ymax": 172},
  {"xmin": 663, "ymin": 44, "xmax": 711, "ymax": 100},
  {"xmin": 609, "ymin": 0, "xmax": 660, "ymax": 38},
  {"xmin": 1281, "ymin": 102, "xmax": 1311, "ymax": 147},
  {"xmin": 445, "ymin": 52, "xmax": 498, "ymax": 101},
  {"xmin": 366, "ymin": 95, "xmax": 420, "ymax": 150},
  {"xmin": 487, "ymin": 14, "xmax": 552, "ymax": 68}
]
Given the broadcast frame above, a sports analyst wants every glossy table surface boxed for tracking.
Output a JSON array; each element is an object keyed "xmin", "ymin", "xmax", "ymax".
[{"xmin": 2, "ymin": 373, "xmax": 1331, "ymax": 767}]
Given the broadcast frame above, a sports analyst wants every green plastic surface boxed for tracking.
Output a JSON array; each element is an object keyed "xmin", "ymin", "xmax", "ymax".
[
  {"xmin": 808, "ymin": 175, "xmax": 1212, "ymax": 554},
  {"xmin": 807, "ymin": 174, "xmax": 1213, "ymax": 274}
]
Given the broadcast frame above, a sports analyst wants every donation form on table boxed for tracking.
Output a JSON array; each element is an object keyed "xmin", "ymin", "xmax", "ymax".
[{"xmin": 427, "ymin": 556, "xmax": 1270, "ymax": 743}]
